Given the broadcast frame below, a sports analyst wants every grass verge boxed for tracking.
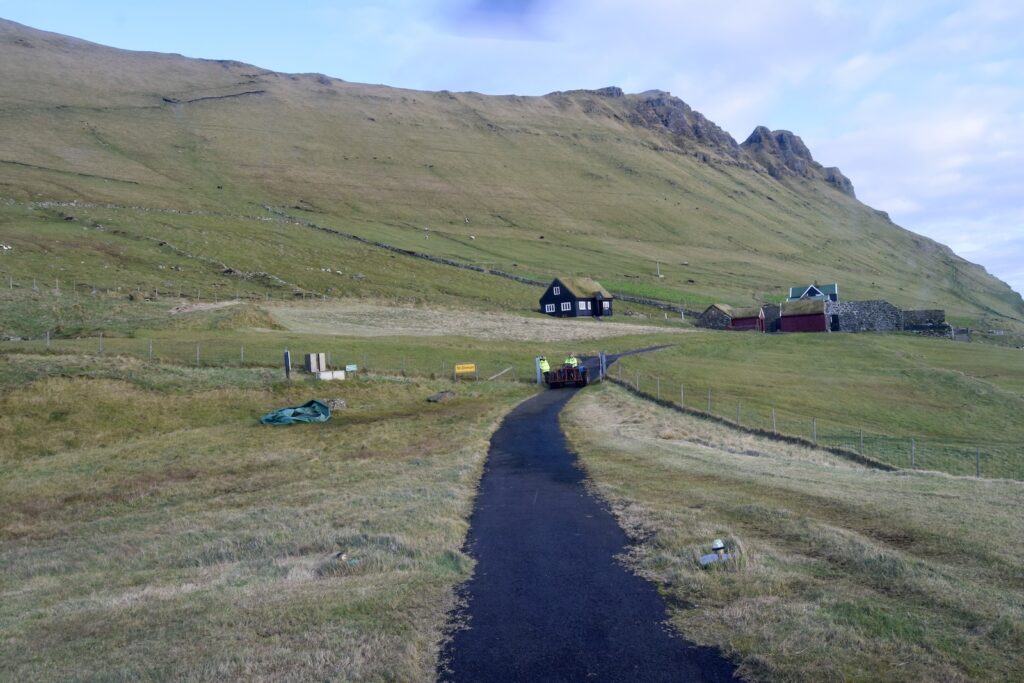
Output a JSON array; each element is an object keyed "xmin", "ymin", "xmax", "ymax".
[
  {"xmin": 563, "ymin": 383, "xmax": 1024, "ymax": 682},
  {"xmin": 0, "ymin": 354, "xmax": 534, "ymax": 681}
]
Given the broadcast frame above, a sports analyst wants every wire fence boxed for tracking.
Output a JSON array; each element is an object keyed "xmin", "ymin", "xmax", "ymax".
[
  {"xmin": 609, "ymin": 364, "xmax": 1022, "ymax": 481},
  {"xmin": 1, "ymin": 333, "xmax": 540, "ymax": 385}
]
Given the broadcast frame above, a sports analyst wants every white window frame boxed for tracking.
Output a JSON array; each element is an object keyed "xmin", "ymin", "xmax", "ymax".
[
  {"xmin": 579, "ymin": 301, "xmax": 587, "ymax": 311},
  {"xmin": 602, "ymin": 301, "xmax": 610, "ymax": 309},
  {"xmin": 560, "ymin": 302, "xmax": 572, "ymax": 312},
  {"xmin": 544, "ymin": 303, "xmax": 555, "ymax": 313},
  {"xmin": 553, "ymin": 286, "xmax": 560, "ymax": 295}
]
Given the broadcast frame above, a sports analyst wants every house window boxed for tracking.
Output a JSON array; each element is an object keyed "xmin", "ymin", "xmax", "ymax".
[
  {"xmin": 553, "ymin": 286, "xmax": 560, "ymax": 295},
  {"xmin": 560, "ymin": 302, "xmax": 572, "ymax": 312},
  {"xmin": 602, "ymin": 301, "xmax": 610, "ymax": 309},
  {"xmin": 544, "ymin": 304, "xmax": 555, "ymax": 313},
  {"xmin": 579, "ymin": 302, "xmax": 586, "ymax": 311}
]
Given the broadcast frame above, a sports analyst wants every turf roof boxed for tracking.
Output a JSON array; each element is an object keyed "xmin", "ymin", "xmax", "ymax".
[
  {"xmin": 557, "ymin": 277, "xmax": 613, "ymax": 298},
  {"xmin": 781, "ymin": 299, "xmax": 826, "ymax": 316}
]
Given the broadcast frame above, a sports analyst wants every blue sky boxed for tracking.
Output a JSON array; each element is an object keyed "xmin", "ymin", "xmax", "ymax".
[{"xmin": 2, "ymin": 0, "xmax": 1022, "ymax": 297}]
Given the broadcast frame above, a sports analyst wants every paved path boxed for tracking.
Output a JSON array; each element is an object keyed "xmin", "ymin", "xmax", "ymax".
[{"xmin": 439, "ymin": 354, "xmax": 736, "ymax": 682}]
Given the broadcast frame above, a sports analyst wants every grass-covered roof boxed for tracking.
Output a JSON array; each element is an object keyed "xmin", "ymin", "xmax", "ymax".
[
  {"xmin": 559, "ymin": 277, "xmax": 612, "ymax": 299},
  {"xmin": 781, "ymin": 299, "xmax": 826, "ymax": 316}
]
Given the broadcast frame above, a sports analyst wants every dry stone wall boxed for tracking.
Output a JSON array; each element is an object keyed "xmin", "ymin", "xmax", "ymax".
[{"xmin": 826, "ymin": 300, "xmax": 903, "ymax": 332}]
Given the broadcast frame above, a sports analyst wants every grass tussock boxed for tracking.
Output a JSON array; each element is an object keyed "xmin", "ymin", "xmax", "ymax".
[
  {"xmin": 0, "ymin": 354, "xmax": 534, "ymax": 681},
  {"xmin": 563, "ymin": 383, "xmax": 1024, "ymax": 682}
]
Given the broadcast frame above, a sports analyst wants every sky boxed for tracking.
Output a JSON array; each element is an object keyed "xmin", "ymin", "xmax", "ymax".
[{"xmin": 2, "ymin": 0, "xmax": 1022, "ymax": 296}]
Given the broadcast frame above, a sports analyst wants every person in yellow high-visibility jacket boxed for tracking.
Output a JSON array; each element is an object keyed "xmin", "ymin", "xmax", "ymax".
[
  {"xmin": 538, "ymin": 356, "xmax": 551, "ymax": 373},
  {"xmin": 564, "ymin": 353, "xmax": 579, "ymax": 368}
]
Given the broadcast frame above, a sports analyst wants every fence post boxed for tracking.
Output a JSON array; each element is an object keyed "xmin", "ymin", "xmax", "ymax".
[
  {"xmin": 240, "ymin": 345, "xmax": 245, "ymax": 364},
  {"xmin": 402, "ymin": 356, "xmax": 406, "ymax": 373},
  {"xmin": 736, "ymin": 402, "xmax": 741, "ymax": 425},
  {"xmin": 812, "ymin": 417, "xmax": 817, "ymax": 444},
  {"xmin": 284, "ymin": 349, "xmax": 291, "ymax": 381},
  {"xmin": 196, "ymin": 343, "xmax": 201, "ymax": 367},
  {"xmin": 975, "ymin": 447, "xmax": 980, "ymax": 477},
  {"xmin": 772, "ymin": 407, "xmax": 777, "ymax": 434},
  {"xmin": 680, "ymin": 385, "xmax": 685, "ymax": 408},
  {"xmin": 860, "ymin": 429, "xmax": 864, "ymax": 454},
  {"xmin": 707, "ymin": 388, "xmax": 712, "ymax": 413},
  {"xmin": 98, "ymin": 332, "xmax": 103, "ymax": 354},
  {"xmin": 911, "ymin": 438, "xmax": 916, "ymax": 468},
  {"xmin": 656, "ymin": 376, "xmax": 660, "ymax": 400},
  {"xmin": 149, "ymin": 339, "xmax": 153, "ymax": 359},
  {"xmin": 45, "ymin": 330, "xmax": 50, "ymax": 348},
  {"xmin": 635, "ymin": 371, "xmax": 640, "ymax": 391}
]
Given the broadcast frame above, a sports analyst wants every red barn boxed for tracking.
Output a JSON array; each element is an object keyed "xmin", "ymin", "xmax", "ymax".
[
  {"xmin": 727, "ymin": 307, "xmax": 762, "ymax": 332},
  {"xmin": 779, "ymin": 299, "xmax": 828, "ymax": 333}
]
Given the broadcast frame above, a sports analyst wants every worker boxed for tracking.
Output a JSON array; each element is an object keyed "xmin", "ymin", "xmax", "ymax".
[
  {"xmin": 538, "ymin": 356, "xmax": 550, "ymax": 374},
  {"xmin": 700, "ymin": 538, "xmax": 732, "ymax": 567},
  {"xmin": 564, "ymin": 352, "xmax": 579, "ymax": 368}
]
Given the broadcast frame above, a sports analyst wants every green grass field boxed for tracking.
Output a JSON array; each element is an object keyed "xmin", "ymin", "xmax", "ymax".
[
  {"xmin": 564, "ymin": 384, "xmax": 1024, "ymax": 681},
  {"xmin": 611, "ymin": 333, "xmax": 1024, "ymax": 479},
  {"xmin": 0, "ymin": 353, "xmax": 535, "ymax": 681}
]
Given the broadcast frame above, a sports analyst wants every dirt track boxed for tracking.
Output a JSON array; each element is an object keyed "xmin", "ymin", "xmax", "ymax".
[{"xmin": 269, "ymin": 302, "xmax": 688, "ymax": 342}]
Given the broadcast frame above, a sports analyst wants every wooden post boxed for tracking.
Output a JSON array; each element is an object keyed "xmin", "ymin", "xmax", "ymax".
[
  {"xmin": 656, "ymin": 376, "xmax": 660, "ymax": 400},
  {"xmin": 98, "ymin": 332, "xmax": 103, "ymax": 354},
  {"xmin": 240, "ymin": 346, "xmax": 245, "ymax": 364},
  {"xmin": 149, "ymin": 339, "xmax": 153, "ymax": 359},
  {"xmin": 772, "ymin": 407, "xmax": 777, "ymax": 434},
  {"xmin": 45, "ymin": 330, "xmax": 50, "ymax": 348},
  {"xmin": 911, "ymin": 438, "xmax": 916, "ymax": 468},
  {"xmin": 860, "ymin": 429, "xmax": 864, "ymax": 453},
  {"xmin": 812, "ymin": 417, "xmax": 817, "ymax": 443},
  {"xmin": 680, "ymin": 385, "xmax": 685, "ymax": 408},
  {"xmin": 402, "ymin": 356, "xmax": 406, "ymax": 373},
  {"xmin": 635, "ymin": 371, "xmax": 639, "ymax": 391},
  {"xmin": 976, "ymin": 448, "xmax": 980, "ymax": 478},
  {"xmin": 707, "ymin": 388, "xmax": 712, "ymax": 413},
  {"xmin": 736, "ymin": 402, "xmax": 741, "ymax": 425},
  {"xmin": 196, "ymin": 343, "xmax": 200, "ymax": 366}
]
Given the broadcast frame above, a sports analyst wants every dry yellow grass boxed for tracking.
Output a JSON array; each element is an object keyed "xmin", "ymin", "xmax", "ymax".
[
  {"xmin": 563, "ymin": 383, "xmax": 1024, "ymax": 682},
  {"xmin": 268, "ymin": 300, "xmax": 689, "ymax": 342}
]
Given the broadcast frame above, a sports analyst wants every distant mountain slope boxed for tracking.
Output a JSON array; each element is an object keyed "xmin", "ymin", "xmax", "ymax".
[{"xmin": 1, "ymin": 18, "xmax": 1021, "ymax": 327}]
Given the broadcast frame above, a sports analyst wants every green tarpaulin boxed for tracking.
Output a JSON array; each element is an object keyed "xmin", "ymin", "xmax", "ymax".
[{"xmin": 259, "ymin": 399, "xmax": 331, "ymax": 425}]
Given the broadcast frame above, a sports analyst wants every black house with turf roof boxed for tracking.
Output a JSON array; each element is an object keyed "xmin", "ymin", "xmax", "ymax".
[{"xmin": 539, "ymin": 277, "xmax": 613, "ymax": 318}]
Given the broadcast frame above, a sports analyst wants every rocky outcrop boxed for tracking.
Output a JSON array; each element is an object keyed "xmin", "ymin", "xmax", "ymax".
[
  {"xmin": 741, "ymin": 126, "xmax": 856, "ymax": 197},
  {"xmin": 566, "ymin": 86, "xmax": 857, "ymax": 197},
  {"xmin": 626, "ymin": 91, "xmax": 741, "ymax": 159}
]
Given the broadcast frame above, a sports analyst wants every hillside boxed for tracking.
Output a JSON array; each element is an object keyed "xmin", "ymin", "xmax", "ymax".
[{"xmin": 1, "ymin": 17, "xmax": 1022, "ymax": 329}]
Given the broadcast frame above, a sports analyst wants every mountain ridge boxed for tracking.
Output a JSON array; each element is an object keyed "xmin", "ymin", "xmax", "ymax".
[{"xmin": 1, "ymin": 17, "xmax": 1021, "ymax": 327}]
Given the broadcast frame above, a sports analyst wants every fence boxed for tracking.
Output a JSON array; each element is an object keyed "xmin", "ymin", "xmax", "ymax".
[
  {"xmin": 609, "ymin": 364, "xmax": 1021, "ymax": 480},
  {"xmin": 1, "ymin": 332, "xmax": 537, "ymax": 385}
]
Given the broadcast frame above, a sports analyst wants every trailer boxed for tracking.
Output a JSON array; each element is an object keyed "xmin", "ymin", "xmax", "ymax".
[{"xmin": 545, "ymin": 364, "xmax": 589, "ymax": 388}]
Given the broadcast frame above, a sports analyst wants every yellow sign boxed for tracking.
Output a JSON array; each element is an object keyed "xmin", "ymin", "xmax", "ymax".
[{"xmin": 454, "ymin": 363, "xmax": 477, "ymax": 374}]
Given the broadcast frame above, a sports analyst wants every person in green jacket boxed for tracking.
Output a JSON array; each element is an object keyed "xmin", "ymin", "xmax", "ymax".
[
  {"xmin": 564, "ymin": 353, "xmax": 579, "ymax": 368},
  {"xmin": 538, "ymin": 356, "xmax": 551, "ymax": 373}
]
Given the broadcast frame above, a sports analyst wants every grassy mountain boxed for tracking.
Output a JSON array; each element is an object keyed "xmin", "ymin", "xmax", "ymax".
[{"xmin": 1, "ymin": 17, "xmax": 1022, "ymax": 328}]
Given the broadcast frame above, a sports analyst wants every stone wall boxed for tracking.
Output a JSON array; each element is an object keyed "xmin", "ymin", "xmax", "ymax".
[
  {"xmin": 697, "ymin": 306, "xmax": 732, "ymax": 329},
  {"xmin": 826, "ymin": 300, "xmax": 902, "ymax": 332},
  {"xmin": 903, "ymin": 309, "xmax": 946, "ymax": 328}
]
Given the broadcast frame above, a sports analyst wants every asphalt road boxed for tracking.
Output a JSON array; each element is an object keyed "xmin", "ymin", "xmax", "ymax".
[{"xmin": 438, "ymin": 354, "xmax": 736, "ymax": 682}]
